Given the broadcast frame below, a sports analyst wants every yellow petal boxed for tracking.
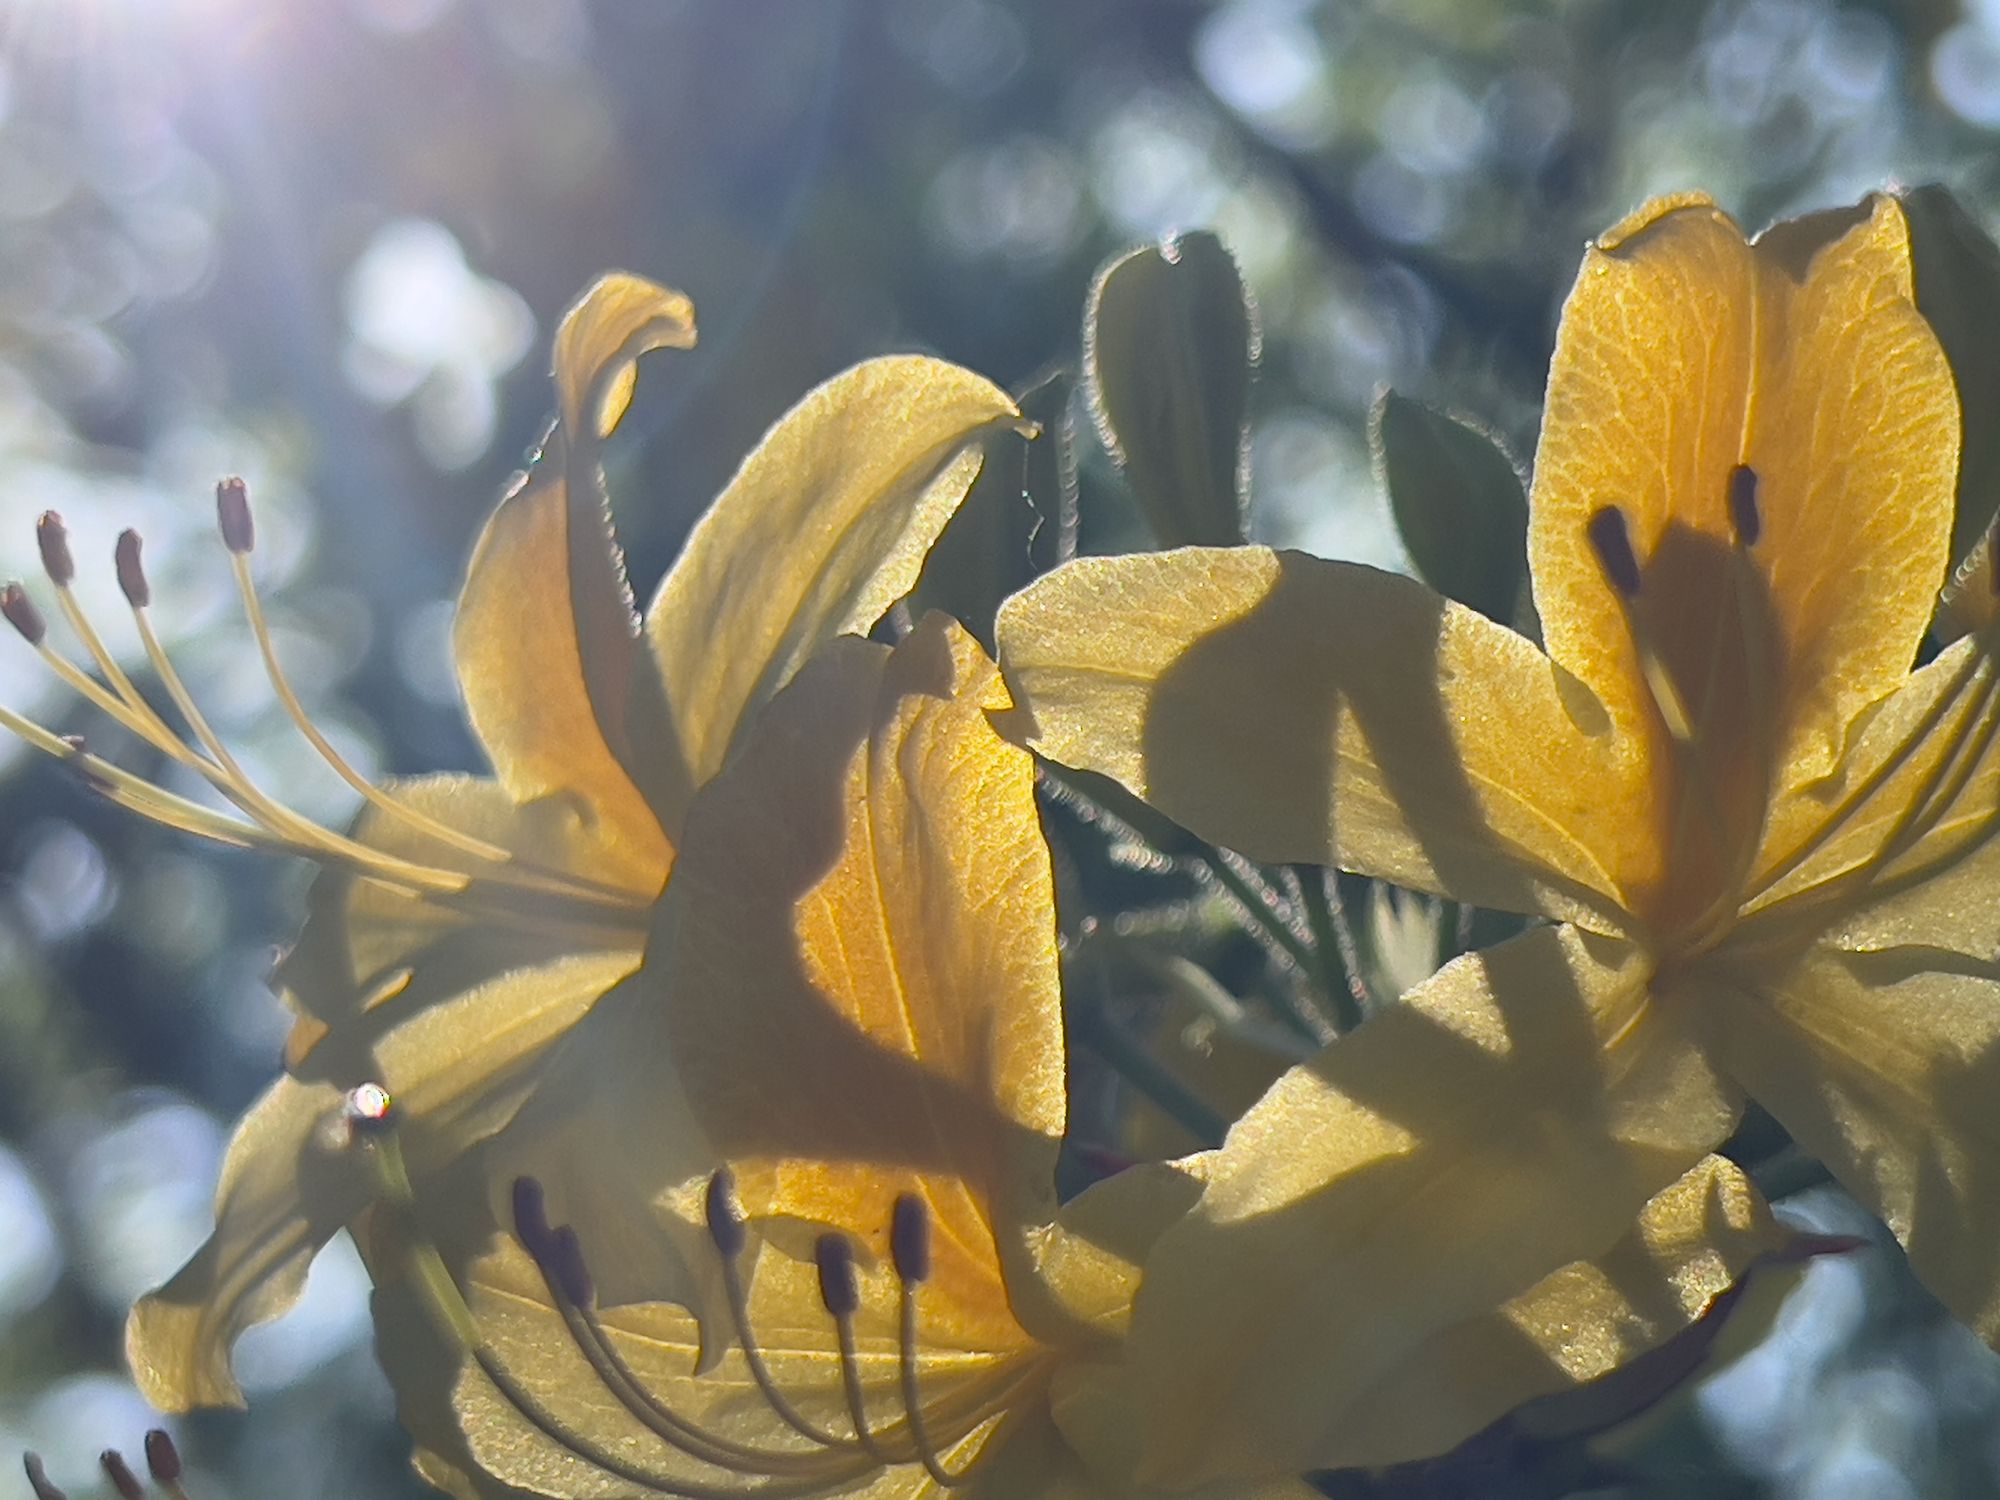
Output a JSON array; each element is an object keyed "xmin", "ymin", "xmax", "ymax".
[
  {"xmin": 443, "ymin": 1233, "xmax": 1021, "ymax": 1500},
  {"xmin": 996, "ymin": 546, "xmax": 1640, "ymax": 931},
  {"xmin": 126, "ymin": 1077, "xmax": 359, "ymax": 1410},
  {"xmin": 275, "ymin": 774, "xmax": 646, "ymax": 1062},
  {"xmin": 550, "ymin": 271, "xmax": 697, "ymax": 441},
  {"xmin": 1096, "ymin": 923, "xmax": 1740, "ymax": 1486},
  {"xmin": 453, "ymin": 275, "xmax": 697, "ymax": 889},
  {"xmin": 129, "ymin": 948, "xmax": 638, "ymax": 1410},
  {"xmin": 659, "ymin": 614, "xmax": 1062, "ymax": 1348},
  {"xmin": 1706, "ymin": 943, "xmax": 2000, "ymax": 1341},
  {"xmin": 1320, "ymin": 1155, "xmax": 1780, "ymax": 1470},
  {"xmin": 1741, "ymin": 632, "xmax": 2000, "ymax": 947},
  {"xmin": 1529, "ymin": 194, "xmax": 1957, "ymax": 794},
  {"xmin": 643, "ymin": 356, "xmax": 1022, "ymax": 835}
]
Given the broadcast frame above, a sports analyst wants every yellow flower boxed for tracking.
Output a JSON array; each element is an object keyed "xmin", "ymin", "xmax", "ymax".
[
  {"xmin": 0, "ymin": 271, "xmax": 1024, "ymax": 1411},
  {"xmin": 996, "ymin": 193, "xmax": 1993, "ymax": 1480},
  {"xmin": 362, "ymin": 613, "xmax": 1784, "ymax": 1500}
]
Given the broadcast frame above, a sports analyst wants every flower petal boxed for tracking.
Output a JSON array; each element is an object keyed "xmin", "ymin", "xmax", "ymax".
[
  {"xmin": 1100, "ymin": 923, "xmax": 1741, "ymax": 1486},
  {"xmin": 643, "ymin": 357, "xmax": 1022, "ymax": 835},
  {"xmin": 275, "ymin": 774, "xmax": 647, "ymax": 1068},
  {"xmin": 1742, "ymin": 632, "xmax": 2000, "ymax": 947},
  {"xmin": 659, "ymin": 613, "xmax": 1063, "ymax": 1346},
  {"xmin": 126, "ymin": 1076, "xmax": 358, "ymax": 1410},
  {"xmin": 454, "ymin": 275, "xmax": 696, "ymax": 889},
  {"xmin": 1318, "ymin": 1154, "xmax": 1780, "ymax": 1469},
  {"xmin": 996, "ymin": 546, "xmax": 1639, "ymax": 930},
  {"xmin": 1707, "ymin": 943, "xmax": 2000, "ymax": 1341},
  {"xmin": 129, "ymin": 949, "xmax": 639, "ymax": 1409},
  {"xmin": 1529, "ymin": 194, "xmax": 1956, "ymax": 793}
]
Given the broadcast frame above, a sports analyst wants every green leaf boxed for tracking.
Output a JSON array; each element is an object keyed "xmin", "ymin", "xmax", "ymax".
[
  {"xmin": 910, "ymin": 368, "xmax": 1078, "ymax": 649},
  {"xmin": 1371, "ymin": 389, "xmax": 1528, "ymax": 625},
  {"xmin": 1085, "ymin": 231, "xmax": 1257, "ymax": 548},
  {"xmin": 1901, "ymin": 184, "xmax": 2000, "ymax": 566}
]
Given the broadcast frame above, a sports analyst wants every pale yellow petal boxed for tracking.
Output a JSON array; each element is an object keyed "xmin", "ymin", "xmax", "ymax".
[
  {"xmin": 643, "ymin": 356, "xmax": 1022, "ymax": 834},
  {"xmin": 1742, "ymin": 631, "xmax": 2000, "ymax": 953},
  {"xmin": 443, "ymin": 1234, "xmax": 1022, "ymax": 1500},
  {"xmin": 659, "ymin": 615, "xmax": 1062, "ymax": 1350},
  {"xmin": 1705, "ymin": 943, "xmax": 2000, "ymax": 1341},
  {"xmin": 275, "ymin": 774, "xmax": 646, "ymax": 1061},
  {"xmin": 126, "ymin": 1077, "xmax": 359, "ymax": 1410},
  {"xmin": 131, "ymin": 948, "xmax": 638, "ymax": 1410},
  {"xmin": 1089, "ymin": 924, "xmax": 1740, "ymax": 1487},
  {"xmin": 1529, "ymin": 194, "xmax": 1956, "ymax": 796},
  {"xmin": 996, "ymin": 546, "xmax": 1640, "ymax": 931},
  {"xmin": 1319, "ymin": 1155, "xmax": 1780, "ymax": 1470},
  {"xmin": 454, "ymin": 274, "xmax": 698, "ymax": 888}
]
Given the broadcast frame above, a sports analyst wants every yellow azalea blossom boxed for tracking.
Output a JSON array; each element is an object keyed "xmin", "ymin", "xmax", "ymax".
[
  {"xmin": 996, "ymin": 192, "xmax": 1999, "ymax": 1480},
  {"xmin": 354, "ymin": 613, "xmax": 1786, "ymax": 1500},
  {"xmin": 0, "ymin": 271, "xmax": 1024, "ymax": 1412}
]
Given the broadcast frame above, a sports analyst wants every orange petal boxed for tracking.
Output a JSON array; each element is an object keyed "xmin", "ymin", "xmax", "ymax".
[
  {"xmin": 659, "ymin": 615, "xmax": 1064, "ymax": 1349},
  {"xmin": 1530, "ymin": 194, "xmax": 1957, "ymax": 809}
]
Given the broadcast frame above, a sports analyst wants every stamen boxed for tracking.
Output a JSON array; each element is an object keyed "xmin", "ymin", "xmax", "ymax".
[
  {"xmin": 1586, "ymin": 505, "xmax": 1642, "ymax": 599},
  {"xmin": 817, "ymin": 1233, "xmax": 898, "ymax": 1467},
  {"xmin": 99, "ymin": 1448, "xmax": 144, "ymax": 1500},
  {"xmin": 114, "ymin": 531, "xmax": 150, "ymax": 607},
  {"xmin": 2, "ymin": 582, "xmax": 46, "ymax": 644},
  {"xmin": 889, "ymin": 1196, "xmax": 969, "ymax": 1487},
  {"xmin": 1726, "ymin": 464, "xmax": 1760, "ymax": 547},
  {"xmin": 706, "ymin": 1171, "xmax": 853, "ymax": 1450},
  {"xmin": 343, "ymin": 1081, "xmax": 396, "ymax": 1138},
  {"xmin": 143, "ymin": 1431, "xmax": 188, "ymax": 1500},
  {"xmin": 22, "ymin": 1454, "xmax": 67, "ymax": 1500},
  {"xmin": 35, "ymin": 512, "xmax": 74, "ymax": 587},
  {"xmin": 217, "ymin": 482, "xmax": 519, "ymax": 868},
  {"xmin": 216, "ymin": 476, "xmax": 254, "ymax": 554}
]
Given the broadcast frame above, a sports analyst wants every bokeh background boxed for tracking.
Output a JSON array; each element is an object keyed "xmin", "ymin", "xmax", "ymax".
[{"xmin": 3, "ymin": 1, "xmax": 2000, "ymax": 1495}]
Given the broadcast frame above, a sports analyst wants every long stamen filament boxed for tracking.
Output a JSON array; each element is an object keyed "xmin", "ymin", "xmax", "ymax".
[
  {"xmin": 890, "ymin": 1197, "xmax": 969, "ymax": 1488},
  {"xmin": 225, "ymin": 549, "xmax": 518, "ymax": 867}
]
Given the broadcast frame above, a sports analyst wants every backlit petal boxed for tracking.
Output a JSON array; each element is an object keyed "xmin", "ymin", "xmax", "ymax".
[
  {"xmin": 1706, "ymin": 944, "xmax": 2000, "ymax": 1341},
  {"xmin": 275, "ymin": 774, "xmax": 647, "ymax": 1069},
  {"xmin": 996, "ymin": 546, "xmax": 1639, "ymax": 930},
  {"xmin": 1319, "ymin": 1155, "xmax": 1779, "ymax": 1470},
  {"xmin": 1529, "ymin": 195, "xmax": 1956, "ymax": 796},
  {"xmin": 1100, "ymin": 924, "xmax": 1740, "ymax": 1486},
  {"xmin": 659, "ymin": 614, "xmax": 1063, "ymax": 1348},
  {"xmin": 130, "ymin": 949, "xmax": 638, "ymax": 1410},
  {"xmin": 454, "ymin": 275, "xmax": 696, "ymax": 888},
  {"xmin": 643, "ymin": 357, "xmax": 1022, "ymax": 835},
  {"xmin": 125, "ymin": 1077, "xmax": 358, "ymax": 1410}
]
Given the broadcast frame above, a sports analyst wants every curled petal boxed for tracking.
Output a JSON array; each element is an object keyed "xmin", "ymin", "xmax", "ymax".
[{"xmin": 644, "ymin": 357, "xmax": 1023, "ymax": 836}]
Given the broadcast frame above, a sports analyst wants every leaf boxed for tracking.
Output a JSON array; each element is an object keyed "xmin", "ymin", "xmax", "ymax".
[
  {"xmin": 1371, "ymin": 389, "xmax": 1527, "ymax": 625},
  {"xmin": 909, "ymin": 367, "xmax": 1078, "ymax": 648},
  {"xmin": 1900, "ymin": 185, "xmax": 2000, "ymax": 568},
  {"xmin": 1085, "ymin": 232, "xmax": 1258, "ymax": 548}
]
